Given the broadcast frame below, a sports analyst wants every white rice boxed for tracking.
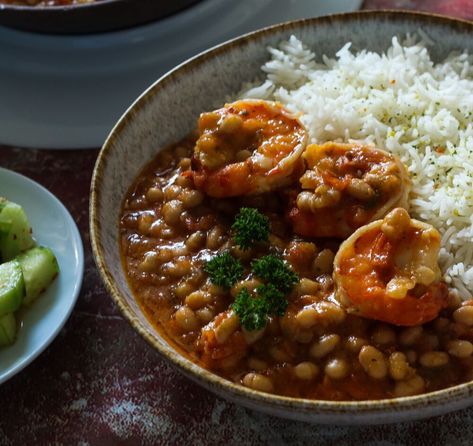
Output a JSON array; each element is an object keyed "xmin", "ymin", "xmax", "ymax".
[{"xmin": 240, "ymin": 35, "xmax": 473, "ymax": 299}]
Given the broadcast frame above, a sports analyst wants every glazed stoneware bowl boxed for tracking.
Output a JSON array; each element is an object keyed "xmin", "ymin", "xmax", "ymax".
[{"xmin": 90, "ymin": 11, "xmax": 473, "ymax": 424}]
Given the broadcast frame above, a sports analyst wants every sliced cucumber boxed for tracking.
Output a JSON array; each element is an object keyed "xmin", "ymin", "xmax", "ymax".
[
  {"xmin": 0, "ymin": 313, "xmax": 17, "ymax": 347},
  {"xmin": 0, "ymin": 198, "xmax": 10, "ymax": 235},
  {"xmin": 0, "ymin": 201, "xmax": 35, "ymax": 261},
  {"xmin": 0, "ymin": 260, "xmax": 25, "ymax": 316},
  {"xmin": 0, "ymin": 219, "xmax": 11, "ymax": 237},
  {"xmin": 17, "ymin": 246, "xmax": 59, "ymax": 306}
]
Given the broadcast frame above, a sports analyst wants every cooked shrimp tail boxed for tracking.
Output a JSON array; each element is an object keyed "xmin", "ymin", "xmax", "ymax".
[
  {"xmin": 289, "ymin": 142, "xmax": 410, "ymax": 238},
  {"xmin": 192, "ymin": 99, "xmax": 307, "ymax": 197},
  {"xmin": 333, "ymin": 208, "xmax": 449, "ymax": 326}
]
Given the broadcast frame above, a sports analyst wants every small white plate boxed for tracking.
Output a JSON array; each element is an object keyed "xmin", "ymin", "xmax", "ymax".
[{"xmin": 0, "ymin": 168, "xmax": 84, "ymax": 384}]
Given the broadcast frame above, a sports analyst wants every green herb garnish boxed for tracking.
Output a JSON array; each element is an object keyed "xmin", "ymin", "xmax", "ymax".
[
  {"xmin": 251, "ymin": 255, "xmax": 298, "ymax": 293},
  {"xmin": 204, "ymin": 252, "xmax": 244, "ymax": 289},
  {"xmin": 256, "ymin": 283, "xmax": 288, "ymax": 317},
  {"xmin": 232, "ymin": 288, "xmax": 268, "ymax": 331},
  {"xmin": 231, "ymin": 207, "xmax": 270, "ymax": 250},
  {"xmin": 206, "ymin": 213, "xmax": 299, "ymax": 331},
  {"xmin": 232, "ymin": 284, "xmax": 288, "ymax": 331}
]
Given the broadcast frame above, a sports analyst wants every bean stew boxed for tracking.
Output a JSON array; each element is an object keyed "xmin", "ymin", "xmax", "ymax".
[{"xmin": 119, "ymin": 99, "xmax": 473, "ymax": 400}]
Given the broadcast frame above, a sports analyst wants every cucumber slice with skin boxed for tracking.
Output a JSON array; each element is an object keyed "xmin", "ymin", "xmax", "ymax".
[
  {"xmin": 0, "ymin": 201, "xmax": 35, "ymax": 262},
  {"xmin": 17, "ymin": 246, "xmax": 59, "ymax": 306},
  {"xmin": 0, "ymin": 260, "xmax": 25, "ymax": 316},
  {"xmin": 0, "ymin": 219, "xmax": 11, "ymax": 236},
  {"xmin": 0, "ymin": 313, "xmax": 16, "ymax": 346},
  {"xmin": 0, "ymin": 198, "xmax": 11, "ymax": 235}
]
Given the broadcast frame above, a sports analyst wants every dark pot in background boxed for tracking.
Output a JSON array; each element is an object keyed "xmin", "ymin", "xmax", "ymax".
[{"xmin": 0, "ymin": 0, "xmax": 201, "ymax": 34}]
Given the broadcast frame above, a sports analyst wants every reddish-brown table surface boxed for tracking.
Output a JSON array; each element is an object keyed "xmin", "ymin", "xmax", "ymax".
[
  {"xmin": 3, "ymin": 1, "xmax": 473, "ymax": 445},
  {"xmin": 363, "ymin": 0, "xmax": 473, "ymax": 19}
]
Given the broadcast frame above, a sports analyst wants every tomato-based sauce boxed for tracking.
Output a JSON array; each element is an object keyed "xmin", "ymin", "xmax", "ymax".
[{"xmin": 120, "ymin": 136, "xmax": 473, "ymax": 401}]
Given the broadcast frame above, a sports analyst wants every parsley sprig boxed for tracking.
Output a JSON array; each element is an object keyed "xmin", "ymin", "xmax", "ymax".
[
  {"xmin": 232, "ymin": 284, "xmax": 288, "ymax": 331},
  {"xmin": 231, "ymin": 207, "xmax": 270, "ymax": 250},
  {"xmin": 204, "ymin": 252, "xmax": 243, "ymax": 289},
  {"xmin": 233, "ymin": 256, "xmax": 298, "ymax": 331},
  {"xmin": 203, "ymin": 209, "xmax": 299, "ymax": 331},
  {"xmin": 232, "ymin": 288, "xmax": 268, "ymax": 331},
  {"xmin": 256, "ymin": 283, "xmax": 288, "ymax": 317},
  {"xmin": 251, "ymin": 255, "xmax": 299, "ymax": 293}
]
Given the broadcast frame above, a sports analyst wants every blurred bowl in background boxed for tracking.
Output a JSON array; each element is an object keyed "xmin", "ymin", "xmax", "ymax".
[
  {"xmin": 0, "ymin": 0, "xmax": 201, "ymax": 34},
  {"xmin": 0, "ymin": 0, "xmax": 362, "ymax": 149}
]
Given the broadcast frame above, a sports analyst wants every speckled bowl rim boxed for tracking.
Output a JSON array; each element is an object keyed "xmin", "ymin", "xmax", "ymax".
[{"xmin": 90, "ymin": 10, "xmax": 473, "ymax": 420}]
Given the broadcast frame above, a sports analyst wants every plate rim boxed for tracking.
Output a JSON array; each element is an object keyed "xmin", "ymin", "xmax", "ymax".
[{"xmin": 0, "ymin": 166, "xmax": 84, "ymax": 385}]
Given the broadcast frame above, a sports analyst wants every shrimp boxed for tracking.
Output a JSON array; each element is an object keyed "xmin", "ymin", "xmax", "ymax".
[
  {"xmin": 289, "ymin": 142, "xmax": 410, "ymax": 238},
  {"xmin": 333, "ymin": 208, "xmax": 449, "ymax": 326},
  {"xmin": 191, "ymin": 99, "xmax": 307, "ymax": 197},
  {"xmin": 197, "ymin": 311, "xmax": 248, "ymax": 370}
]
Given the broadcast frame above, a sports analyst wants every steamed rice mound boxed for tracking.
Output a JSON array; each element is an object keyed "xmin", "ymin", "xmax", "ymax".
[{"xmin": 240, "ymin": 35, "xmax": 473, "ymax": 299}]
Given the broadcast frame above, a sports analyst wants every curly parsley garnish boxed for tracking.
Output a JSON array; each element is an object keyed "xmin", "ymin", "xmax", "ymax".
[
  {"xmin": 204, "ymin": 213, "xmax": 299, "ymax": 331},
  {"xmin": 231, "ymin": 207, "xmax": 270, "ymax": 250},
  {"xmin": 204, "ymin": 252, "xmax": 244, "ymax": 289},
  {"xmin": 255, "ymin": 283, "xmax": 288, "ymax": 317},
  {"xmin": 232, "ymin": 288, "xmax": 268, "ymax": 331},
  {"xmin": 232, "ymin": 256, "xmax": 297, "ymax": 331},
  {"xmin": 232, "ymin": 283, "xmax": 289, "ymax": 331},
  {"xmin": 251, "ymin": 255, "xmax": 299, "ymax": 293}
]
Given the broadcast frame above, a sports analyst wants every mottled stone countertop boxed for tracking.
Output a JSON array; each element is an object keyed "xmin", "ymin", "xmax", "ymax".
[{"xmin": 2, "ymin": 1, "xmax": 473, "ymax": 445}]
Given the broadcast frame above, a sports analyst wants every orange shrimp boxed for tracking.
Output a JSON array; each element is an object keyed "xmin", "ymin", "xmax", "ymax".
[
  {"xmin": 289, "ymin": 142, "xmax": 410, "ymax": 238},
  {"xmin": 333, "ymin": 208, "xmax": 449, "ymax": 326},
  {"xmin": 198, "ymin": 311, "xmax": 247, "ymax": 370},
  {"xmin": 191, "ymin": 99, "xmax": 307, "ymax": 197}
]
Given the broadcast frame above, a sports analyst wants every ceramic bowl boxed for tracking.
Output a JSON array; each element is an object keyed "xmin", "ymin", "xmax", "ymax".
[
  {"xmin": 90, "ymin": 11, "xmax": 473, "ymax": 424},
  {"xmin": 0, "ymin": 0, "xmax": 200, "ymax": 34}
]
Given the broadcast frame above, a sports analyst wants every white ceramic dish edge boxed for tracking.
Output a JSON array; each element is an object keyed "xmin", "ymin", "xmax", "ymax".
[{"xmin": 0, "ymin": 167, "xmax": 84, "ymax": 384}]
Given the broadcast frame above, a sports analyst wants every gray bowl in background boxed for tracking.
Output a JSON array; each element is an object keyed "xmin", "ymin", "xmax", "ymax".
[{"xmin": 0, "ymin": 0, "xmax": 201, "ymax": 34}]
